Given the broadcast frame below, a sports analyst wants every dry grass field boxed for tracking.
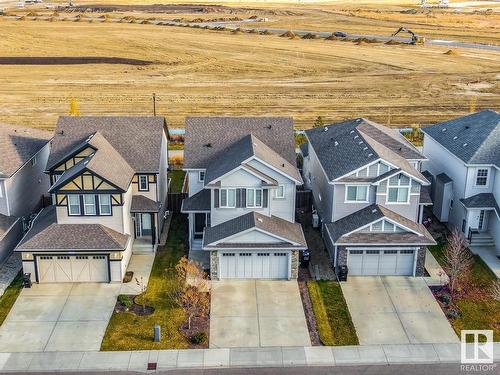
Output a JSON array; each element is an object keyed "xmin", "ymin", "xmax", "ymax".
[{"xmin": 0, "ymin": 2, "xmax": 498, "ymax": 130}]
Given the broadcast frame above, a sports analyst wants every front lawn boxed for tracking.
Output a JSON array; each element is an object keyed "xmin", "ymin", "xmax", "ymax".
[
  {"xmin": 0, "ymin": 272, "xmax": 23, "ymax": 326},
  {"xmin": 429, "ymin": 244, "xmax": 500, "ymax": 342},
  {"xmin": 307, "ymin": 280, "xmax": 358, "ymax": 346},
  {"xmin": 101, "ymin": 215, "xmax": 191, "ymax": 350}
]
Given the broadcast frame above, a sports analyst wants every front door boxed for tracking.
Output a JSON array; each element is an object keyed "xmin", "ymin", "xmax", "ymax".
[
  {"xmin": 135, "ymin": 213, "xmax": 153, "ymax": 238},
  {"xmin": 478, "ymin": 210, "xmax": 485, "ymax": 231}
]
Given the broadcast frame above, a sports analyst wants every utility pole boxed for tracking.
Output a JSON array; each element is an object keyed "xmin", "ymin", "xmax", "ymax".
[{"xmin": 152, "ymin": 93, "xmax": 156, "ymax": 117}]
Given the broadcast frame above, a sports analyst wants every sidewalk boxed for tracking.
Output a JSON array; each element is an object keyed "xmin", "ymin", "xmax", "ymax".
[{"xmin": 0, "ymin": 343, "xmax": 498, "ymax": 372}]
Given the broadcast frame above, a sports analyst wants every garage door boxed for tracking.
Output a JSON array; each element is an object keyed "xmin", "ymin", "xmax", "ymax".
[
  {"xmin": 347, "ymin": 249, "xmax": 415, "ymax": 276},
  {"xmin": 37, "ymin": 255, "xmax": 109, "ymax": 283},
  {"xmin": 219, "ymin": 251, "xmax": 289, "ymax": 279}
]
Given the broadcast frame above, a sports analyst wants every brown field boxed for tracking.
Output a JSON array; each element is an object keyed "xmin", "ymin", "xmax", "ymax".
[{"xmin": 0, "ymin": 2, "xmax": 498, "ymax": 130}]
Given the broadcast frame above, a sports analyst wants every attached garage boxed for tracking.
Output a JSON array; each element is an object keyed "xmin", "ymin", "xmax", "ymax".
[
  {"xmin": 218, "ymin": 251, "xmax": 290, "ymax": 279},
  {"xmin": 36, "ymin": 254, "xmax": 109, "ymax": 283},
  {"xmin": 347, "ymin": 248, "xmax": 416, "ymax": 276}
]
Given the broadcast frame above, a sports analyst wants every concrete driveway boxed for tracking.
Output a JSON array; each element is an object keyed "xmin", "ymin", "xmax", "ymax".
[
  {"xmin": 210, "ymin": 280, "xmax": 311, "ymax": 348},
  {"xmin": 342, "ymin": 277, "xmax": 459, "ymax": 345},
  {"xmin": 0, "ymin": 283, "xmax": 120, "ymax": 352}
]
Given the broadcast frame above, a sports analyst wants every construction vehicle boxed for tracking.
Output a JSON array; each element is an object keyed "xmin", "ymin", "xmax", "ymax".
[{"xmin": 391, "ymin": 27, "xmax": 425, "ymax": 45}]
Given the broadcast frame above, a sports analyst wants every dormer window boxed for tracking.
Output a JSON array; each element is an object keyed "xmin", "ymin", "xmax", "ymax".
[
  {"xmin": 475, "ymin": 169, "xmax": 488, "ymax": 186},
  {"xmin": 138, "ymin": 175, "xmax": 149, "ymax": 191},
  {"xmin": 198, "ymin": 171, "xmax": 205, "ymax": 182}
]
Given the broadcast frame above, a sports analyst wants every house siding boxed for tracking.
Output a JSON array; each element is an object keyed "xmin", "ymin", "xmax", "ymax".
[
  {"xmin": 157, "ymin": 131, "xmax": 169, "ymax": 228},
  {"xmin": 0, "ymin": 181, "xmax": 8, "ymax": 216},
  {"xmin": 332, "ymin": 184, "xmax": 375, "ymax": 221}
]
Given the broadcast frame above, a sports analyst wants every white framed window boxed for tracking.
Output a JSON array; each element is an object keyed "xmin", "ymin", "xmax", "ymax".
[
  {"xmin": 68, "ymin": 195, "xmax": 81, "ymax": 215},
  {"xmin": 246, "ymin": 188, "xmax": 262, "ymax": 208},
  {"xmin": 198, "ymin": 171, "xmax": 205, "ymax": 182},
  {"xmin": 220, "ymin": 189, "xmax": 236, "ymax": 208},
  {"xmin": 83, "ymin": 194, "xmax": 96, "ymax": 215},
  {"xmin": 387, "ymin": 174, "xmax": 410, "ymax": 204},
  {"xmin": 138, "ymin": 175, "xmax": 149, "ymax": 191},
  {"xmin": 275, "ymin": 185, "xmax": 285, "ymax": 199},
  {"xmin": 475, "ymin": 169, "xmax": 488, "ymax": 186},
  {"xmin": 98, "ymin": 194, "xmax": 112, "ymax": 215},
  {"xmin": 345, "ymin": 185, "xmax": 369, "ymax": 202}
]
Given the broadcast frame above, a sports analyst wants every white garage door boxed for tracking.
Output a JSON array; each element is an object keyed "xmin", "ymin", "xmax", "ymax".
[
  {"xmin": 347, "ymin": 249, "xmax": 415, "ymax": 276},
  {"xmin": 219, "ymin": 251, "xmax": 289, "ymax": 279},
  {"xmin": 37, "ymin": 255, "xmax": 109, "ymax": 283}
]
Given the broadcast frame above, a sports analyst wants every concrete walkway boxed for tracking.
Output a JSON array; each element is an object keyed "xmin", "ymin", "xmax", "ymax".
[
  {"xmin": 423, "ymin": 249, "xmax": 449, "ymax": 286},
  {"xmin": 120, "ymin": 253, "xmax": 155, "ymax": 295},
  {"xmin": 210, "ymin": 280, "xmax": 311, "ymax": 348},
  {"xmin": 342, "ymin": 277, "xmax": 459, "ymax": 346},
  {"xmin": 0, "ymin": 343, "xmax": 498, "ymax": 372},
  {"xmin": 469, "ymin": 246, "xmax": 500, "ymax": 279}
]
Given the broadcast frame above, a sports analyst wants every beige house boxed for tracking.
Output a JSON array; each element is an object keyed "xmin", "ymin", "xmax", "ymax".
[{"xmin": 17, "ymin": 116, "xmax": 169, "ymax": 283}]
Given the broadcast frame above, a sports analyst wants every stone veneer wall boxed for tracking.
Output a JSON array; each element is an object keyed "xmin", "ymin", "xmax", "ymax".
[
  {"xmin": 210, "ymin": 251, "xmax": 218, "ymax": 280},
  {"xmin": 290, "ymin": 250, "xmax": 299, "ymax": 279}
]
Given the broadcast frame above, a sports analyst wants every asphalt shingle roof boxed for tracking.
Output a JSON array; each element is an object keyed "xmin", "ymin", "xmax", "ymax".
[
  {"xmin": 46, "ymin": 116, "xmax": 166, "ymax": 173},
  {"xmin": 184, "ymin": 117, "xmax": 296, "ymax": 169},
  {"xmin": 16, "ymin": 206, "xmax": 129, "ymax": 251},
  {"xmin": 305, "ymin": 118, "xmax": 426, "ymax": 181},
  {"xmin": 131, "ymin": 195, "xmax": 161, "ymax": 212},
  {"xmin": 203, "ymin": 211, "xmax": 306, "ymax": 249},
  {"xmin": 0, "ymin": 124, "xmax": 51, "ymax": 178},
  {"xmin": 0, "ymin": 214, "xmax": 18, "ymax": 238},
  {"xmin": 181, "ymin": 189, "xmax": 211, "ymax": 212},
  {"xmin": 325, "ymin": 204, "xmax": 435, "ymax": 245},
  {"xmin": 421, "ymin": 110, "xmax": 499, "ymax": 168},
  {"xmin": 460, "ymin": 193, "xmax": 499, "ymax": 217}
]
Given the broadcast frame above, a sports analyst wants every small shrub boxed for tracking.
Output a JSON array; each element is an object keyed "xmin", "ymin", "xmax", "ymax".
[
  {"xmin": 440, "ymin": 294, "xmax": 451, "ymax": 306},
  {"xmin": 190, "ymin": 331, "xmax": 207, "ymax": 344},
  {"xmin": 447, "ymin": 308, "xmax": 461, "ymax": 319},
  {"xmin": 118, "ymin": 295, "xmax": 133, "ymax": 308}
]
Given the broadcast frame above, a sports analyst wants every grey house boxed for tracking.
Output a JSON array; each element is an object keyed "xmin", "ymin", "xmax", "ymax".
[
  {"xmin": 422, "ymin": 110, "xmax": 500, "ymax": 259},
  {"xmin": 302, "ymin": 118, "xmax": 435, "ymax": 277},
  {"xmin": 16, "ymin": 117, "xmax": 169, "ymax": 283},
  {"xmin": 181, "ymin": 117, "xmax": 307, "ymax": 280},
  {"xmin": 0, "ymin": 124, "xmax": 51, "ymax": 264}
]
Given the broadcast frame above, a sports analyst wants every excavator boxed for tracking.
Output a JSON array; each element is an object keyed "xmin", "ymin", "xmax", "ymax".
[{"xmin": 391, "ymin": 27, "xmax": 425, "ymax": 45}]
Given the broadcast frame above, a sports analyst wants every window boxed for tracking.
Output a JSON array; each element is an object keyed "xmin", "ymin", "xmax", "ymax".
[
  {"xmin": 345, "ymin": 185, "xmax": 368, "ymax": 202},
  {"xmin": 475, "ymin": 169, "xmax": 488, "ymax": 186},
  {"xmin": 31, "ymin": 155, "xmax": 37, "ymax": 167},
  {"xmin": 198, "ymin": 171, "xmax": 205, "ymax": 182},
  {"xmin": 220, "ymin": 189, "xmax": 236, "ymax": 208},
  {"xmin": 68, "ymin": 195, "xmax": 81, "ymax": 215},
  {"xmin": 138, "ymin": 175, "xmax": 149, "ymax": 191},
  {"xmin": 275, "ymin": 185, "xmax": 285, "ymax": 199},
  {"xmin": 83, "ymin": 194, "xmax": 96, "ymax": 215},
  {"xmin": 99, "ymin": 194, "xmax": 112, "ymax": 215},
  {"xmin": 387, "ymin": 174, "xmax": 410, "ymax": 203},
  {"xmin": 246, "ymin": 188, "xmax": 262, "ymax": 208}
]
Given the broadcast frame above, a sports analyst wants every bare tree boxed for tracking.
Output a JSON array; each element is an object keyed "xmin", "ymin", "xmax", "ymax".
[
  {"xmin": 491, "ymin": 280, "xmax": 500, "ymax": 301},
  {"xmin": 135, "ymin": 276, "xmax": 147, "ymax": 313},
  {"xmin": 443, "ymin": 229, "xmax": 473, "ymax": 301}
]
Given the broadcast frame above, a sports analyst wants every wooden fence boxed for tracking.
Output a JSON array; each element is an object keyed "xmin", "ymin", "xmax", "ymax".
[
  {"xmin": 296, "ymin": 190, "xmax": 313, "ymax": 212},
  {"xmin": 168, "ymin": 192, "xmax": 187, "ymax": 213}
]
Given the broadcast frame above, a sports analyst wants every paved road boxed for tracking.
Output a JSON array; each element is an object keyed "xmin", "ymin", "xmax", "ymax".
[{"xmin": 25, "ymin": 364, "xmax": 475, "ymax": 375}]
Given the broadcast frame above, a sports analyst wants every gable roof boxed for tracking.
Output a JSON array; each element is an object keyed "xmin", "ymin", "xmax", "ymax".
[
  {"xmin": 324, "ymin": 204, "xmax": 435, "ymax": 245},
  {"xmin": 305, "ymin": 118, "xmax": 425, "ymax": 181},
  {"xmin": 204, "ymin": 134, "xmax": 301, "ymax": 184},
  {"xmin": 184, "ymin": 117, "xmax": 296, "ymax": 169},
  {"xmin": 46, "ymin": 116, "xmax": 167, "ymax": 173},
  {"xmin": 460, "ymin": 193, "xmax": 499, "ymax": 218},
  {"xmin": 0, "ymin": 214, "xmax": 18, "ymax": 239},
  {"xmin": 16, "ymin": 206, "xmax": 129, "ymax": 251},
  {"xmin": 49, "ymin": 132, "xmax": 135, "ymax": 192},
  {"xmin": 0, "ymin": 124, "xmax": 51, "ymax": 178},
  {"xmin": 203, "ymin": 211, "xmax": 306, "ymax": 249},
  {"xmin": 421, "ymin": 110, "xmax": 499, "ymax": 168}
]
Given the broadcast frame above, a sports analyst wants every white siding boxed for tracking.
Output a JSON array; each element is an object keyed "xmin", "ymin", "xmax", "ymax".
[
  {"xmin": 225, "ymin": 229, "xmax": 282, "ymax": 244},
  {"xmin": 158, "ymin": 131, "xmax": 169, "ymax": 226},
  {"xmin": 187, "ymin": 170, "xmax": 205, "ymax": 197}
]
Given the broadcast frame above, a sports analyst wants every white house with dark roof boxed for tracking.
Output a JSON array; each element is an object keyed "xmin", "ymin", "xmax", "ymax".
[
  {"xmin": 302, "ymin": 118, "xmax": 435, "ymax": 277},
  {"xmin": 16, "ymin": 116, "xmax": 169, "ymax": 283},
  {"xmin": 181, "ymin": 117, "xmax": 306, "ymax": 280},
  {"xmin": 422, "ymin": 110, "xmax": 500, "ymax": 272},
  {"xmin": 0, "ymin": 124, "xmax": 51, "ymax": 265}
]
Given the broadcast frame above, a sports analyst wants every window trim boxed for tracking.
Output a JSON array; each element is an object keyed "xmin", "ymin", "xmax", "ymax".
[
  {"xmin": 345, "ymin": 185, "xmax": 369, "ymax": 203},
  {"xmin": 198, "ymin": 171, "xmax": 205, "ymax": 183},
  {"xmin": 219, "ymin": 188, "xmax": 236, "ymax": 208},
  {"xmin": 68, "ymin": 194, "xmax": 81, "ymax": 216},
  {"xmin": 246, "ymin": 188, "xmax": 263, "ymax": 208},
  {"xmin": 474, "ymin": 168, "xmax": 489, "ymax": 187},
  {"xmin": 98, "ymin": 194, "xmax": 112, "ymax": 216},
  {"xmin": 275, "ymin": 184, "xmax": 285, "ymax": 199},
  {"xmin": 138, "ymin": 175, "xmax": 149, "ymax": 191}
]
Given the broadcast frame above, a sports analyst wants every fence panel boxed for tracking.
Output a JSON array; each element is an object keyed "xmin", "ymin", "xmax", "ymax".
[
  {"xmin": 296, "ymin": 190, "xmax": 312, "ymax": 212},
  {"xmin": 168, "ymin": 192, "xmax": 187, "ymax": 214}
]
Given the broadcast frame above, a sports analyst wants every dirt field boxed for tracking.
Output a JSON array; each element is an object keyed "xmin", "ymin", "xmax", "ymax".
[{"xmin": 0, "ymin": 3, "xmax": 498, "ymax": 130}]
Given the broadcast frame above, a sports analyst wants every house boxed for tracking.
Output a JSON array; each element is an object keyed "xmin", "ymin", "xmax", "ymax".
[
  {"xmin": 16, "ymin": 116, "xmax": 169, "ymax": 283},
  {"xmin": 302, "ymin": 118, "xmax": 435, "ymax": 277},
  {"xmin": 181, "ymin": 117, "xmax": 307, "ymax": 280},
  {"xmin": 0, "ymin": 124, "xmax": 51, "ymax": 264},
  {"xmin": 422, "ymin": 110, "xmax": 499, "ymax": 257}
]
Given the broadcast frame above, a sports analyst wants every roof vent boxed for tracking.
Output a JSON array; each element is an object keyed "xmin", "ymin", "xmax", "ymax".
[
  {"xmin": 398, "ymin": 147, "xmax": 402, "ymax": 151},
  {"xmin": 465, "ymin": 125, "xmax": 470, "ymax": 129},
  {"xmin": 58, "ymin": 130, "xmax": 64, "ymax": 136},
  {"xmin": 463, "ymin": 143, "xmax": 468, "ymax": 147},
  {"xmin": 372, "ymin": 208, "xmax": 377, "ymax": 213},
  {"xmin": 354, "ymin": 135, "xmax": 359, "ymax": 139},
  {"xmin": 266, "ymin": 125, "xmax": 272, "ymax": 129},
  {"xmin": 281, "ymin": 163, "xmax": 285, "ymax": 167},
  {"xmin": 441, "ymin": 128, "xmax": 447, "ymax": 132},
  {"xmin": 363, "ymin": 147, "xmax": 368, "ymax": 151},
  {"xmin": 324, "ymin": 127, "xmax": 328, "ymax": 132},
  {"xmin": 367, "ymin": 153, "xmax": 373, "ymax": 157},
  {"xmin": 334, "ymin": 141, "xmax": 339, "ymax": 146},
  {"xmin": 203, "ymin": 143, "xmax": 212, "ymax": 148},
  {"xmin": 453, "ymin": 136, "xmax": 458, "ymax": 140},
  {"xmin": 356, "ymin": 118, "xmax": 362, "ymax": 122},
  {"xmin": 358, "ymin": 141, "xmax": 363, "ymax": 145},
  {"xmin": 350, "ymin": 130, "xmax": 355, "ymax": 134}
]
